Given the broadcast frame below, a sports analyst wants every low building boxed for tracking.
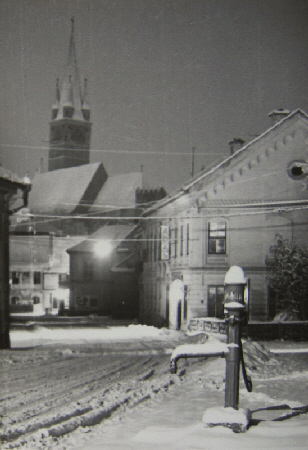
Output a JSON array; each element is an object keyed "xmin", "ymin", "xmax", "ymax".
[
  {"xmin": 9, "ymin": 234, "xmax": 84, "ymax": 314},
  {"xmin": 139, "ymin": 109, "xmax": 308, "ymax": 329},
  {"xmin": 67, "ymin": 224, "xmax": 141, "ymax": 318}
]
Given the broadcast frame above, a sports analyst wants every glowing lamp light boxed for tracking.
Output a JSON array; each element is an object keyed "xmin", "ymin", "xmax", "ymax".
[{"xmin": 94, "ymin": 240, "xmax": 113, "ymax": 257}]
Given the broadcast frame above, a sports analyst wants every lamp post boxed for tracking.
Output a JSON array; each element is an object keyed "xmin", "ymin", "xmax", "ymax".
[{"xmin": 224, "ymin": 266, "xmax": 246, "ymax": 410}]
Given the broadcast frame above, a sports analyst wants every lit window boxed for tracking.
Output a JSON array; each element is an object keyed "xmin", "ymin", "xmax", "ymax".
[{"xmin": 208, "ymin": 222, "xmax": 226, "ymax": 254}]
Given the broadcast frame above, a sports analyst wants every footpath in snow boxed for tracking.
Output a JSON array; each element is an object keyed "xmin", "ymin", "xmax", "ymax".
[
  {"xmin": 62, "ymin": 340, "xmax": 308, "ymax": 450},
  {"xmin": 6, "ymin": 325, "xmax": 308, "ymax": 449}
]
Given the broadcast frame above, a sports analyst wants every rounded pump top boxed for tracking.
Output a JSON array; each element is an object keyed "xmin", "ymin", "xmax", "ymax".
[{"xmin": 224, "ymin": 266, "xmax": 246, "ymax": 285}]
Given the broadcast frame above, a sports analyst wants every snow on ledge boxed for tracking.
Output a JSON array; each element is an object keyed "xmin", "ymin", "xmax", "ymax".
[{"xmin": 224, "ymin": 301, "xmax": 246, "ymax": 309}]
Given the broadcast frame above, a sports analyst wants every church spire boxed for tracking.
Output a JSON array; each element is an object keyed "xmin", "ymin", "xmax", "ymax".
[
  {"xmin": 55, "ymin": 17, "xmax": 86, "ymax": 121},
  {"xmin": 48, "ymin": 19, "xmax": 92, "ymax": 172}
]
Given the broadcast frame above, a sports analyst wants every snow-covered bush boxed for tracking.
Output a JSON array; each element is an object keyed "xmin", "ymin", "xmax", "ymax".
[{"xmin": 266, "ymin": 234, "xmax": 308, "ymax": 320}]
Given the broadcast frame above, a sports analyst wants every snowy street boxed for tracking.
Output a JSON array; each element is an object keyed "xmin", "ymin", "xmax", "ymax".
[{"xmin": 1, "ymin": 325, "xmax": 308, "ymax": 449}]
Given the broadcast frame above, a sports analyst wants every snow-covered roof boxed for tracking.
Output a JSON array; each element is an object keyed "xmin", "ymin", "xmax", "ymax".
[
  {"xmin": 29, "ymin": 165, "xmax": 142, "ymax": 217},
  {"xmin": 143, "ymin": 108, "xmax": 308, "ymax": 215},
  {"xmin": 29, "ymin": 163, "xmax": 105, "ymax": 214},
  {"xmin": 0, "ymin": 166, "xmax": 30, "ymax": 186},
  {"xmin": 67, "ymin": 223, "xmax": 137, "ymax": 253},
  {"xmin": 89, "ymin": 172, "xmax": 142, "ymax": 212}
]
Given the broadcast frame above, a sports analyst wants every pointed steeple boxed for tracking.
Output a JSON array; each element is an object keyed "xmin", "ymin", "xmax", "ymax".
[
  {"xmin": 48, "ymin": 19, "xmax": 92, "ymax": 172},
  {"xmin": 56, "ymin": 17, "xmax": 84, "ymax": 121}
]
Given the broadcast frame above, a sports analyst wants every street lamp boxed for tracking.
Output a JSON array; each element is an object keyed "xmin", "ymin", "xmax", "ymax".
[{"xmin": 93, "ymin": 240, "xmax": 112, "ymax": 258}]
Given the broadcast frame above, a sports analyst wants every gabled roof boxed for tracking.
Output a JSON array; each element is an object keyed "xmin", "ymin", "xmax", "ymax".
[
  {"xmin": 67, "ymin": 223, "xmax": 138, "ymax": 253},
  {"xmin": 29, "ymin": 162, "xmax": 106, "ymax": 214},
  {"xmin": 144, "ymin": 109, "xmax": 308, "ymax": 214},
  {"xmin": 89, "ymin": 172, "xmax": 143, "ymax": 213}
]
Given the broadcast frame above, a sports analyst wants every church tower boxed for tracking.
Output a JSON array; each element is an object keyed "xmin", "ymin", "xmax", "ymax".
[{"xmin": 48, "ymin": 19, "xmax": 91, "ymax": 171}]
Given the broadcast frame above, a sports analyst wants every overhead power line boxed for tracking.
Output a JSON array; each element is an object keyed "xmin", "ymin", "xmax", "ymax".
[
  {"xmin": 13, "ymin": 203, "xmax": 308, "ymax": 222},
  {"xmin": 0, "ymin": 143, "xmax": 228, "ymax": 157}
]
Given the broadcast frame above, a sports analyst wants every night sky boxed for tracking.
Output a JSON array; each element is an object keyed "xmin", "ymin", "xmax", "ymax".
[{"xmin": 1, "ymin": 0, "xmax": 308, "ymax": 193}]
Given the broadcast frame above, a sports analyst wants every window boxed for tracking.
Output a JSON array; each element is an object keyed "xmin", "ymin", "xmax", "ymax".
[
  {"xmin": 11, "ymin": 272, "xmax": 20, "ymax": 284},
  {"xmin": 84, "ymin": 261, "xmax": 94, "ymax": 281},
  {"xmin": 34, "ymin": 272, "xmax": 41, "ymax": 285},
  {"xmin": 59, "ymin": 273, "xmax": 69, "ymax": 287},
  {"xmin": 186, "ymin": 224, "xmax": 190, "ymax": 255},
  {"xmin": 33, "ymin": 296, "xmax": 40, "ymax": 304},
  {"xmin": 153, "ymin": 233, "xmax": 157, "ymax": 262},
  {"xmin": 208, "ymin": 286, "xmax": 225, "ymax": 318},
  {"xmin": 174, "ymin": 227, "xmax": 178, "ymax": 258},
  {"xmin": 11, "ymin": 296, "xmax": 20, "ymax": 305},
  {"xmin": 180, "ymin": 225, "xmax": 184, "ymax": 256},
  {"xmin": 149, "ymin": 231, "xmax": 153, "ymax": 262},
  {"xmin": 170, "ymin": 229, "xmax": 175, "ymax": 257},
  {"xmin": 21, "ymin": 272, "xmax": 31, "ymax": 284},
  {"xmin": 208, "ymin": 222, "xmax": 226, "ymax": 254}
]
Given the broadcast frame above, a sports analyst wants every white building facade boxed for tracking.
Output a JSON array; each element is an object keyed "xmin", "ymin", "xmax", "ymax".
[{"xmin": 139, "ymin": 110, "xmax": 308, "ymax": 329}]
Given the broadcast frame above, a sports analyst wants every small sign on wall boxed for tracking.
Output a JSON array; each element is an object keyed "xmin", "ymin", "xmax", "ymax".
[
  {"xmin": 43, "ymin": 273, "xmax": 59, "ymax": 290},
  {"xmin": 161, "ymin": 225, "xmax": 170, "ymax": 260}
]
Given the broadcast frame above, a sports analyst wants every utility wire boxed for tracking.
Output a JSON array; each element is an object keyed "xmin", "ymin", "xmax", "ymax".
[{"xmin": 1, "ymin": 142, "xmax": 227, "ymax": 157}]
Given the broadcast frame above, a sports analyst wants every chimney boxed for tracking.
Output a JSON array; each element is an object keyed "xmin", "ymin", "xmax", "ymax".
[
  {"xmin": 229, "ymin": 138, "xmax": 245, "ymax": 155},
  {"xmin": 268, "ymin": 109, "xmax": 290, "ymax": 126}
]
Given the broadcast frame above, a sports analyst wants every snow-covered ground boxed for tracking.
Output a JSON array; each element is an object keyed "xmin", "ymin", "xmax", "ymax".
[
  {"xmin": 10, "ymin": 324, "xmax": 182, "ymax": 347},
  {"xmin": 2, "ymin": 325, "xmax": 308, "ymax": 449}
]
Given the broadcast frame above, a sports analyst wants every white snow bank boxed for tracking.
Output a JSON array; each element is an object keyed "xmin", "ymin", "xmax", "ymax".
[
  {"xmin": 202, "ymin": 407, "xmax": 251, "ymax": 431},
  {"xmin": 171, "ymin": 342, "xmax": 229, "ymax": 359},
  {"xmin": 270, "ymin": 348, "xmax": 308, "ymax": 354},
  {"xmin": 10, "ymin": 325, "xmax": 181, "ymax": 347},
  {"xmin": 239, "ymin": 388, "xmax": 305, "ymax": 408}
]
